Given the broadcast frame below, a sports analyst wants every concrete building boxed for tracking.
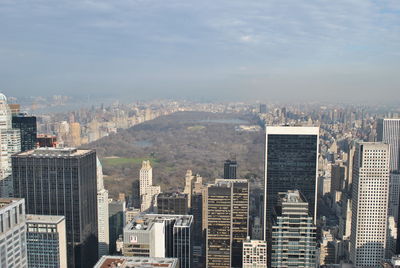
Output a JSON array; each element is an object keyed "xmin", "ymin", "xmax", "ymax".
[
  {"xmin": 139, "ymin": 161, "xmax": 160, "ymax": 212},
  {"xmin": 97, "ymin": 158, "xmax": 110, "ymax": 257},
  {"xmin": 157, "ymin": 192, "xmax": 188, "ymax": 215},
  {"xmin": 350, "ymin": 142, "xmax": 390, "ymax": 267},
  {"xmin": 12, "ymin": 148, "xmax": 98, "ymax": 268},
  {"xmin": 0, "ymin": 198, "xmax": 27, "ymax": 268},
  {"xmin": 271, "ymin": 190, "xmax": 316, "ymax": 268},
  {"xmin": 94, "ymin": 256, "xmax": 179, "ymax": 268},
  {"xmin": 0, "ymin": 93, "xmax": 21, "ymax": 197},
  {"xmin": 205, "ymin": 179, "xmax": 249, "ymax": 268},
  {"xmin": 26, "ymin": 214, "xmax": 67, "ymax": 268},
  {"xmin": 184, "ymin": 170, "xmax": 194, "ymax": 208},
  {"xmin": 377, "ymin": 119, "xmax": 400, "ymax": 251},
  {"xmin": 320, "ymin": 230, "xmax": 337, "ymax": 266},
  {"xmin": 123, "ymin": 214, "xmax": 193, "ymax": 268},
  {"xmin": 242, "ymin": 237, "xmax": 267, "ymax": 268},
  {"xmin": 377, "ymin": 119, "xmax": 400, "ymax": 172}
]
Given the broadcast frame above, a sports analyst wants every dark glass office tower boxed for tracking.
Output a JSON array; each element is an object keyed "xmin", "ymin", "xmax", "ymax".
[
  {"xmin": 264, "ymin": 127, "xmax": 319, "ymax": 234},
  {"xmin": 11, "ymin": 148, "xmax": 98, "ymax": 268},
  {"xmin": 11, "ymin": 114, "xmax": 37, "ymax": 152},
  {"xmin": 157, "ymin": 192, "xmax": 188, "ymax": 215},
  {"xmin": 223, "ymin": 159, "xmax": 237, "ymax": 179}
]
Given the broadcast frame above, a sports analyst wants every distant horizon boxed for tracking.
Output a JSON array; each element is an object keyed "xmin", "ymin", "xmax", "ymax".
[{"xmin": 1, "ymin": 0, "xmax": 399, "ymax": 103}]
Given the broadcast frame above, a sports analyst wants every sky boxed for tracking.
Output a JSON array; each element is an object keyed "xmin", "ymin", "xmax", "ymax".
[{"xmin": 0, "ymin": 0, "xmax": 399, "ymax": 103}]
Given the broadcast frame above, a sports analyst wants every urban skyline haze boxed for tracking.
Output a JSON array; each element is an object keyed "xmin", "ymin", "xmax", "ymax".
[{"xmin": 1, "ymin": 0, "xmax": 399, "ymax": 103}]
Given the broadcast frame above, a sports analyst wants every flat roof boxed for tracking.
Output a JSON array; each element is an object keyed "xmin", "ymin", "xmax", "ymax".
[
  {"xmin": 94, "ymin": 256, "xmax": 179, "ymax": 268},
  {"xmin": 266, "ymin": 126, "xmax": 319, "ymax": 135},
  {"xmin": 14, "ymin": 147, "xmax": 93, "ymax": 157},
  {"xmin": 0, "ymin": 198, "xmax": 24, "ymax": 209},
  {"xmin": 126, "ymin": 213, "xmax": 193, "ymax": 231},
  {"xmin": 26, "ymin": 214, "xmax": 65, "ymax": 224}
]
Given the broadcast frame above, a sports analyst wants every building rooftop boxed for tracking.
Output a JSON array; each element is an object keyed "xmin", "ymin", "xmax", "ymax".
[
  {"xmin": 14, "ymin": 147, "xmax": 93, "ymax": 157},
  {"xmin": 157, "ymin": 192, "xmax": 187, "ymax": 199},
  {"xmin": 278, "ymin": 190, "xmax": 306, "ymax": 203},
  {"xmin": 26, "ymin": 214, "xmax": 65, "ymax": 224},
  {"xmin": 94, "ymin": 256, "xmax": 179, "ymax": 268},
  {"xmin": 0, "ymin": 198, "xmax": 23, "ymax": 209},
  {"xmin": 126, "ymin": 214, "xmax": 192, "ymax": 232}
]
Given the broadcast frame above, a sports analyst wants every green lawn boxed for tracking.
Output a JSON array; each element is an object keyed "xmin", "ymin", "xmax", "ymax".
[
  {"xmin": 102, "ymin": 157, "xmax": 158, "ymax": 166},
  {"xmin": 187, "ymin": 125, "xmax": 206, "ymax": 131}
]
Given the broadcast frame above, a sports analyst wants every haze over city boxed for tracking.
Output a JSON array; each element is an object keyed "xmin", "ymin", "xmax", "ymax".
[{"xmin": 1, "ymin": 0, "xmax": 399, "ymax": 103}]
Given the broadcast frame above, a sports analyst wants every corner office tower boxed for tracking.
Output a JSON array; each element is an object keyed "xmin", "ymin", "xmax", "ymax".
[
  {"xmin": 264, "ymin": 126, "xmax": 319, "ymax": 239},
  {"xmin": 11, "ymin": 148, "xmax": 98, "ymax": 268}
]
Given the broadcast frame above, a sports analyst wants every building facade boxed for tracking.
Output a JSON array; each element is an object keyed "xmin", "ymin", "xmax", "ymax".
[
  {"xmin": 224, "ymin": 159, "xmax": 237, "ymax": 179},
  {"xmin": 12, "ymin": 148, "xmax": 98, "ymax": 268},
  {"xmin": 264, "ymin": 126, "xmax": 319, "ymax": 242},
  {"xmin": 157, "ymin": 192, "xmax": 188, "ymax": 215},
  {"xmin": 109, "ymin": 199, "xmax": 126, "ymax": 254},
  {"xmin": 0, "ymin": 93, "xmax": 21, "ymax": 197},
  {"xmin": 139, "ymin": 161, "xmax": 160, "ymax": 212},
  {"xmin": 0, "ymin": 198, "xmax": 27, "ymax": 268},
  {"xmin": 11, "ymin": 114, "xmax": 37, "ymax": 152},
  {"xmin": 123, "ymin": 214, "xmax": 193, "ymax": 268},
  {"xmin": 206, "ymin": 179, "xmax": 249, "ymax": 268},
  {"xmin": 26, "ymin": 215, "xmax": 67, "ymax": 268},
  {"xmin": 350, "ymin": 142, "xmax": 389, "ymax": 267},
  {"xmin": 271, "ymin": 190, "xmax": 316, "ymax": 268},
  {"xmin": 97, "ymin": 158, "xmax": 110, "ymax": 257},
  {"xmin": 242, "ymin": 238, "xmax": 267, "ymax": 268}
]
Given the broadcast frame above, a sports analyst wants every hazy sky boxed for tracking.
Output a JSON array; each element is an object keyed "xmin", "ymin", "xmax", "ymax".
[{"xmin": 1, "ymin": 0, "xmax": 399, "ymax": 102}]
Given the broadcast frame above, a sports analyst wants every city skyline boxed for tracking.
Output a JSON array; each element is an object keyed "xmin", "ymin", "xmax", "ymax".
[{"xmin": 1, "ymin": 1, "xmax": 400, "ymax": 103}]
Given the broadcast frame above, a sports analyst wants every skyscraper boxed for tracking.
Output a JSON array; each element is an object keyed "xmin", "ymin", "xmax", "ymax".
[
  {"xmin": 350, "ymin": 142, "xmax": 389, "ymax": 267},
  {"xmin": 377, "ymin": 118, "xmax": 400, "ymax": 253},
  {"xmin": 97, "ymin": 158, "xmax": 110, "ymax": 257},
  {"xmin": 377, "ymin": 119, "xmax": 400, "ymax": 172},
  {"xmin": 271, "ymin": 190, "xmax": 316, "ymax": 268},
  {"xmin": 224, "ymin": 159, "xmax": 237, "ymax": 179},
  {"xmin": 0, "ymin": 198, "xmax": 27, "ymax": 268},
  {"xmin": 139, "ymin": 160, "xmax": 160, "ymax": 212},
  {"xmin": 12, "ymin": 148, "xmax": 98, "ymax": 268},
  {"xmin": 205, "ymin": 179, "xmax": 249, "ymax": 268},
  {"xmin": 183, "ymin": 170, "xmax": 194, "ymax": 208},
  {"xmin": 157, "ymin": 192, "xmax": 188, "ymax": 215},
  {"xmin": 11, "ymin": 113, "xmax": 37, "ymax": 152},
  {"xmin": 264, "ymin": 126, "xmax": 319, "ymax": 240},
  {"xmin": 0, "ymin": 93, "xmax": 21, "ymax": 197},
  {"xmin": 109, "ymin": 198, "xmax": 126, "ymax": 254},
  {"xmin": 26, "ymin": 215, "xmax": 67, "ymax": 268},
  {"xmin": 123, "ymin": 214, "xmax": 193, "ymax": 268}
]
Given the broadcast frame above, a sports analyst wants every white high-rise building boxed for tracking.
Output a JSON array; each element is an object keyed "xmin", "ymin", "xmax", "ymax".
[
  {"xmin": 97, "ymin": 158, "xmax": 110, "ymax": 257},
  {"xmin": 0, "ymin": 93, "xmax": 20, "ymax": 197},
  {"xmin": 377, "ymin": 119, "xmax": 400, "ymax": 223},
  {"xmin": 350, "ymin": 142, "xmax": 390, "ymax": 267},
  {"xmin": 377, "ymin": 119, "xmax": 400, "ymax": 172},
  {"xmin": 139, "ymin": 161, "xmax": 160, "ymax": 212},
  {"xmin": 0, "ymin": 198, "xmax": 27, "ymax": 267},
  {"xmin": 183, "ymin": 170, "xmax": 194, "ymax": 208},
  {"xmin": 242, "ymin": 237, "xmax": 267, "ymax": 268}
]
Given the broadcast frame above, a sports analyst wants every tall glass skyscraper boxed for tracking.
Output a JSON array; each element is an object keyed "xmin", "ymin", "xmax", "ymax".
[
  {"xmin": 11, "ymin": 148, "xmax": 98, "ymax": 268},
  {"xmin": 11, "ymin": 114, "xmax": 37, "ymax": 152},
  {"xmin": 264, "ymin": 126, "xmax": 319, "ymax": 240}
]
